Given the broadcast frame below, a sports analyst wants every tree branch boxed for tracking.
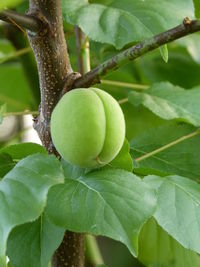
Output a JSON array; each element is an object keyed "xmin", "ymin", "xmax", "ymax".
[
  {"xmin": 0, "ymin": 10, "xmax": 41, "ymax": 32},
  {"xmin": 73, "ymin": 18, "xmax": 200, "ymax": 89},
  {"xmin": 28, "ymin": 0, "xmax": 72, "ymax": 150},
  {"xmin": 27, "ymin": 1, "xmax": 85, "ymax": 267}
]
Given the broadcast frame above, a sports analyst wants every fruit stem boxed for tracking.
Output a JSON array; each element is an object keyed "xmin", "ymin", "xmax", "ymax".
[{"xmin": 96, "ymin": 156, "xmax": 105, "ymax": 166}]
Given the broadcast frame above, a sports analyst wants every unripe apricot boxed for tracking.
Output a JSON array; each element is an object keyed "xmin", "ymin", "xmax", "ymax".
[{"xmin": 51, "ymin": 88, "xmax": 125, "ymax": 168}]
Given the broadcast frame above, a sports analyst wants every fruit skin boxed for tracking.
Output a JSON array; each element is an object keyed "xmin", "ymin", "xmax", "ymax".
[{"xmin": 50, "ymin": 88, "xmax": 125, "ymax": 168}]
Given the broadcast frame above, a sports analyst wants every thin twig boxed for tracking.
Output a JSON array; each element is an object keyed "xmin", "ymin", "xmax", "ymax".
[
  {"xmin": 7, "ymin": 16, "xmax": 26, "ymax": 35},
  {"xmin": 101, "ymin": 80, "xmax": 149, "ymax": 90},
  {"xmin": 4, "ymin": 110, "xmax": 39, "ymax": 117},
  {"xmin": 118, "ymin": 98, "xmax": 128, "ymax": 105},
  {"xmin": 75, "ymin": 26, "xmax": 91, "ymax": 75},
  {"xmin": 135, "ymin": 129, "xmax": 200, "ymax": 162},
  {"xmin": 0, "ymin": 47, "xmax": 31, "ymax": 64},
  {"xmin": 73, "ymin": 18, "xmax": 200, "ymax": 89},
  {"xmin": 0, "ymin": 10, "xmax": 41, "ymax": 32}
]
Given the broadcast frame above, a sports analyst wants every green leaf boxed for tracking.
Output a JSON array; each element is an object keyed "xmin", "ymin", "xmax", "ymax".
[
  {"xmin": 160, "ymin": 45, "xmax": 168, "ymax": 63},
  {"xmin": 46, "ymin": 169, "xmax": 156, "ymax": 257},
  {"xmin": 7, "ymin": 213, "xmax": 65, "ymax": 267},
  {"xmin": 0, "ymin": 48, "xmax": 32, "ymax": 65},
  {"xmin": 106, "ymin": 139, "xmax": 133, "ymax": 171},
  {"xmin": 0, "ymin": 64, "xmax": 35, "ymax": 112},
  {"xmin": 0, "ymin": 143, "xmax": 47, "ymax": 160},
  {"xmin": 193, "ymin": 0, "xmax": 200, "ymax": 18},
  {"xmin": 0, "ymin": 153, "xmax": 14, "ymax": 179},
  {"xmin": 0, "ymin": 143, "xmax": 47, "ymax": 178},
  {"xmin": 128, "ymin": 82, "xmax": 200, "ymax": 127},
  {"xmin": 139, "ymin": 218, "xmax": 200, "ymax": 267},
  {"xmin": 0, "ymin": 104, "xmax": 6, "ymax": 124},
  {"xmin": 138, "ymin": 46, "xmax": 200, "ymax": 89},
  {"xmin": 0, "ymin": 154, "xmax": 64, "ymax": 266},
  {"xmin": 61, "ymin": 159, "xmax": 86, "ymax": 180},
  {"xmin": 145, "ymin": 175, "xmax": 200, "ymax": 254},
  {"xmin": 130, "ymin": 122, "xmax": 200, "ymax": 179},
  {"xmin": 62, "ymin": 0, "xmax": 194, "ymax": 49},
  {"xmin": 177, "ymin": 34, "xmax": 200, "ymax": 64},
  {"xmin": 0, "ymin": 0, "xmax": 23, "ymax": 10}
]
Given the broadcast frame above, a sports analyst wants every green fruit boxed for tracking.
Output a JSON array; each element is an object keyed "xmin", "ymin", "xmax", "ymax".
[{"xmin": 50, "ymin": 88, "xmax": 125, "ymax": 168}]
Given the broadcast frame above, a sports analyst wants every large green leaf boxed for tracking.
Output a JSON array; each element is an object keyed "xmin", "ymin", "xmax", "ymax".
[
  {"xmin": 0, "ymin": 0, "xmax": 23, "ymax": 10},
  {"xmin": 46, "ymin": 169, "xmax": 156, "ymax": 257},
  {"xmin": 62, "ymin": 0, "xmax": 194, "ymax": 49},
  {"xmin": 129, "ymin": 82, "xmax": 200, "ymax": 127},
  {"xmin": 131, "ymin": 123, "xmax": 200, "ymax": 179},
  {"xmin": 0, "ymin": 154, "xmax": 64, "ymax": 266},
  {"xmin": 145, "ymin": 175, "xmax": 200, "ymax": 254},
  {"xmin": 7, "ymin": 213, "xmax": 65, "ymax": 267},
  {"xmin": 139, "ymin": 218, "xmax": 200, "ymax": 267},
  {"xmin": 0, "ymin": 143, "xmax": 47, "ymax": 179}
]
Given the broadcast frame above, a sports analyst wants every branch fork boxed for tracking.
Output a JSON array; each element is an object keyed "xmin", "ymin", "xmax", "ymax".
[{"xmin": 61, "ymin": 72, "xmax": 82, "ymax": 96}]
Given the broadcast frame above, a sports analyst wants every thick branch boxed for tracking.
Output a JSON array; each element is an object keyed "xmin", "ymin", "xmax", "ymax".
[
  {"xmin": 52, "ymin": 231, "xmax": 85, "ymax": 267},
  {"xmin": 28, "ymin": 0, "xmax": 72, "ymax": 150},
  {"xmin": 73, "ymin": 18, "xmax": 200, "ymax": 89},
  {"xmin": 0, "ymin": 10, "xmax": 41, "ymax": 32}
]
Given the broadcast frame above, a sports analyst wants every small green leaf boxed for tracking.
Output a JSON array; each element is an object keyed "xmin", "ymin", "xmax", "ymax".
[
  {"xmin": 145, "ymin": 175, "xmax": 200, "ymax": 254},
  {"xmin": 139, "ymin": 218, "xmax": 200, "ymax": 267},
  {"xmin": 0, "ymin": 154, "xmax": 64, "ymax": 266},
  {"xmin": 128, "ymin": 82, "xmax": 200, "ymax": 127},
  {"xmin": 46, "ymin": 169, "xmax": 156, "ymax": 257},
  {"xmin": 159, "ymin": 44, "xmax": 168, "ymax": 63},
  {"xmin": 7, "ymin": 213, "xmax": 65, "ymax": 267},
  {"xmin": 106, "ymin": 139, "xmax": 133, "ymax": 171}
]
